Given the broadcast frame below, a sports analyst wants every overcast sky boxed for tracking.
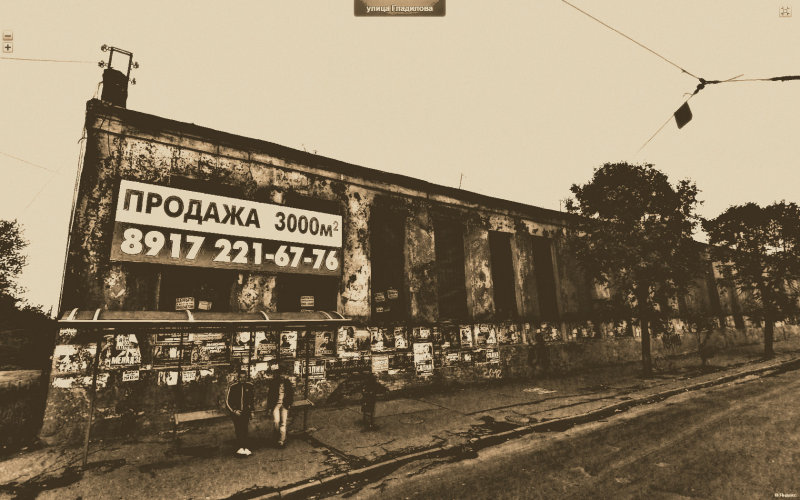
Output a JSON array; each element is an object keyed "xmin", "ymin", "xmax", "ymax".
[{"xmin": 1, "ymin": 1, "xmax": 798, "ymax": 311}]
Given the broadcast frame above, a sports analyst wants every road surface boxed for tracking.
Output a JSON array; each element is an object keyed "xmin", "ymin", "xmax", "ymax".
[{"xmin": 336, "ymin": 368, "xmax": 800, "ymax": 499}]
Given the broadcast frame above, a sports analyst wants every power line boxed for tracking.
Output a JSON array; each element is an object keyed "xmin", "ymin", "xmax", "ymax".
[
  {"xmin": 0, "ymin": 56, "xmax": 96, "ymax": 64},
  {"xmin": 561, "ymin": 0, "xmax": 700, "ymax": 80},
  {"xmin": 0, "ymin": 150, "xmax": 61, "ymax": 174}
]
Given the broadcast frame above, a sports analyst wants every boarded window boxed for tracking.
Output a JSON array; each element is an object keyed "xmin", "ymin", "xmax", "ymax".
[
  {"xmin": 532, "ymin": 236, "xmax": 559, "ymax": 321},
  {"xmin": 489, "ymin": 231, "xmax": 517, "ymax": 319},
  {"xmin": 370, "ymin": 204, "xmax": 406, "ymax": 320},
  {"xmin": 434, "ymin": 218, "xmax": 468, "ymax": 320}
]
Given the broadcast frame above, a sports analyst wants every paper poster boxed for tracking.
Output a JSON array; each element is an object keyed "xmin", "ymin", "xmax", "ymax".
[
  {"xmin": 446, "ymin": 352, "xmax": 460, "ymax": 365},
  {"xmin": 53, "ymin": 344, "xmax": 96, "ymax": 374},
  {"xmin": 388, "ymin": 352, "xmax": 413, "ymax": 373},
  {"xmin": 279, "ymin": 330, "xmax": 298, "ymax": 357},
  {"xmin": 295, "ymin": 359, "xmax": 326, "ymax": 379},
  {"xmin": 230, "ymin": 331, "xmax": 253, "ymax": 359},
  {"xmin": 337, "ymin": 326, "xmax": 359, "ymax": 357},
  {"xmin": 325, "ymin": 358, "xmax": 371, "ymax": 378},
  {"xmin": 475, "ymin": 324, "xmax": 495, "ymax": 346},
  {"xmin": 101, "ymin": 334, "xmax": 141, "ymax": 367},
  {"xmin": 255, "ymin": 330, "xmax": 277, "ymax": 360},
  {"xmin": 354, "ymin": 328, "xmax": 371, "ymax": 351},
  {"xmin": 314, "ymin": 330, "xmax": 335, "ymax": 356},
  {"xmin": 371, "ymin": 354, "xmax": 389, "ymax": 373},
  {"xmin": 413, "ymin": 342, "xmax": 434, "ymax": 374},
  {"xmin": 121, "ymin": 369, "xmax": 139, "ymax": 382},
  {"xmin": 461, "ymin": 351, "xmax": 474, "ymax": 364},
  {"xmin": 459, "ymin": 326, "xmax": 473, "ymax": 348},
  {"xmin": 369, "ymin": 327, "xmax": 384, "ymax": 352},
  {"xmin": 393, "ymin": 326, "xmax": 408, "ymax": 350},
  {"xmin": 158, "ymin": 370, "xmax": 180, "ymax": 386},
  {"xmin": 487, "ymin": 348, "xmax": 500, "ymax": 364}
]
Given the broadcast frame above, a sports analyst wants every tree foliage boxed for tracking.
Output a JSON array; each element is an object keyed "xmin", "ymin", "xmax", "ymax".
[
  {"xmin": 0, "ymin": 219, "xmax": 28, "ymax": 298},
  {"xmin": 702, "ymin": 201, "xmax": 800, "ymax": 357},
  {"xmin": 566, "ymin": 163, "xmax": 702, "ymax": 376}
]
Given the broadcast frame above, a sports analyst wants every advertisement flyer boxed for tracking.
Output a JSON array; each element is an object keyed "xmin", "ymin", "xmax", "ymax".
[
  {"xmin": 459, "ymin": 325, "xmax": 473, "ymax": 348},
  {"xmin": 369, "ymin": 327, "xmax": 385, "ymax": 352},
  {"xmin": 388, "ymin": 352, "xmax": 413, "ymax": 373},
  {"xmin": 486, "ymin": 348, "xmax": 500, "ymax": 364},
  {"xmin": 393, "ymin": 326, "xmax": 408, "ymax": 350},
  {"xmin": 279, "ymin": 330, "xmax": 298, "ymax": 357},
  {"xmin": 255, "ymin": 330, "xmax": 277, "ymax": 360},
  {"xmin": 101, "ymin": 334, "xmax": 141, "ymax": 367},
  {"xmin": 337, "ymin": 326, "xmax": 359, "ymax": 357},
  {"xmin": 354, "ymin": 328, "xmax": 371, "ymax": 352},
  {"xmin": 314, "ymin": 330, "xmax": 335, "ymax": 356},
  {"xmin": 325, "ymin": 357, "xmax": 371, "ymax": 378},
  {"xmin": 413, "ymin": 342, "xmax": 434, "ymax": 374},
  {"xmin": 230, "ymin": 331, "xmax": 253, "ymax": 359},
  {"xmin": 371, "ymin": 354, "xmax": 389, "ymax": 373}
]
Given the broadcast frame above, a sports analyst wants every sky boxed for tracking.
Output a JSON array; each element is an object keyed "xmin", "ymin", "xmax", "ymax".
[{"xmin": 1, "ymin": 1, "xmax": 799, "ymax": 312}]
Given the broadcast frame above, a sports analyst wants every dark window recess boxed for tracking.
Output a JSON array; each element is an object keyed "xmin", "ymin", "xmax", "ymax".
[
  {"xmin": 531, "ymin": 236, "xmax": 559, "ymax": 322},
  {"xmin": 433, "ymin": 218, "xmax": 468, "ymax": 320},
  {"xmin": 158, "ymin": 267, "xmax": 234, "ymax": 312},
  {"xmin": 488, "ymin": 231, "xmax": 518, "ymax": 320},
  {"xmin": 370, "ymin": 206, "xmax": 406, "ymax": 321},
  {"xmin": 276, "ymin": 275, "xmax": 338, "ymax": 312}
]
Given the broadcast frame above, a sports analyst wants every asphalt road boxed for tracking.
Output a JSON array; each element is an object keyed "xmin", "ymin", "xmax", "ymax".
[{"xmin": 338, "ymin": 368, "xmax": 800, "ymax": 499}]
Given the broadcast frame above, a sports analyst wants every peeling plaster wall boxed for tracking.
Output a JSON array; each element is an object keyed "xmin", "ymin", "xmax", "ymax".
[
  {"xmin": 463, "ymin": 224, "xmax": 495, "ymax": 321},
  {"xmin": 405, "ymin": 204, "xmax": 438, "ymax": 322}
]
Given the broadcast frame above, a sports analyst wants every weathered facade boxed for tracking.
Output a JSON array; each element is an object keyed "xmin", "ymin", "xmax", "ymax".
[{"xmin": 41, "ymin": 97, "xmax": 778, "ymax": 444}]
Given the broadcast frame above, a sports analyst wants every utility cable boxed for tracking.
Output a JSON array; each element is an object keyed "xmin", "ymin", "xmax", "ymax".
[
  {"xmin": 0, "ymin": 150, "xmax": 61, "ymax": 174},
  {"xmin": 0, "ymin": 56, "xmax": 96, "ymax": 64},
  {"xmin": 561, "ymin": 0, "xmax": 700, "ymax": 80}
]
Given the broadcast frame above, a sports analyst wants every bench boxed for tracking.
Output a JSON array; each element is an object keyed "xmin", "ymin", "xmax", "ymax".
[{"xmin": 172, "ymin": 400, "xmax": 315, "ymax": 440}]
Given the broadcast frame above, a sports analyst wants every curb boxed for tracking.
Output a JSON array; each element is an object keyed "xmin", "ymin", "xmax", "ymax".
[{"xmin": 271, "ymin": 356, "xmax": 800, "ymax": 499}]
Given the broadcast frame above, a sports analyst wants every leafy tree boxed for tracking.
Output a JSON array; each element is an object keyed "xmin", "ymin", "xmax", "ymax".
[
  {"xmin": 0, "ymin": 219, "xmax": 28, "ymax": 298},
  {"xmin": 702, "ymin": 202, "xmax": 800, "ymax": 358},
  {"xmin": 566, "ymin": 163, "xmax": 702, "ymax": 376}
]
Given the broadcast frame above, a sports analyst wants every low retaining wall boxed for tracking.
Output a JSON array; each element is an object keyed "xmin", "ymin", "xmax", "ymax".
[{"xmin": 39, "ymin": 319, "xmax": 800, "ymax": 445}]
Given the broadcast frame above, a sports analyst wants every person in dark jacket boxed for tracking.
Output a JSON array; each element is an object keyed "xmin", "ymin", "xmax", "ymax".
[
  {"xmin": 226, "ymin": 368, "xmax": 255, "ymax": 456},
  {"xmin": 267, "ymin": 368, "xmax": 294, "ymax": 447},
  {"xmin": 361, "ymin": 373, "xmax": 387, "ymax": 430}
]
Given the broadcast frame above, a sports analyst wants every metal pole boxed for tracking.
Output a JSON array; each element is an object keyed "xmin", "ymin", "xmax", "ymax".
[
  {"xmin": 303, "ymin": 329, "xmax": 310, "ymax": 432},
  {"xmin": 82, "ymin": 332, "xmax": 103, "ymax": 467}
]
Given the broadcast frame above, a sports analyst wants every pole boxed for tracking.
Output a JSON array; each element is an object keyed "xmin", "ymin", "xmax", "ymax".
[
  {"xmin": 303, "ymin": 329, "xmax": 311, "ymax": 432},
  {"xmin": 82, "ymin": 332, "xmax": 103, "ymax": 467}
]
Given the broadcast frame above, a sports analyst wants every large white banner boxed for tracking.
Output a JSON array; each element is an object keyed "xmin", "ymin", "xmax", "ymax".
[{"xmin": 115, "ymin": 180, "xmax": 342, "ymax": 247}]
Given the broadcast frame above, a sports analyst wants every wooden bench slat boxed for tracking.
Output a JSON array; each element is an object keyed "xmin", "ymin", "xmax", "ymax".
[{"xmin": 174, "ymin": 409, "xmax": 226, "ymax": 424}]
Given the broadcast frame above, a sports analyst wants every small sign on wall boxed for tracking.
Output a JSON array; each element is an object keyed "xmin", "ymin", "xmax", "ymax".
[
  {"xmin": 175, "ymin": 297, "xmax": 195, "ymax": 311},
  {"xmin": 197, "ymin": 300, "xmax": 212, "ymax": 311},
  {"xmin": 300, "ymin": 295, "xmax": 315, "ymax": 309}
]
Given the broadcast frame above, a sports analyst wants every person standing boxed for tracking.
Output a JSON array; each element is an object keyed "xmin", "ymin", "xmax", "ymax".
[
  {"xmin": 361, "ymin": 373, "xmax": 387, "ymax": 430},
  {"xmin": 226, "ymin": 368, "xmax": 255, "ymax": 457},
  {"xmin": 267, "ymin": 368, "xmax": 294, "ymax": 447}
]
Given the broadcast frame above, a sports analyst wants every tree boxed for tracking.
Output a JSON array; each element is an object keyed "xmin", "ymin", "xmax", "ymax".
[
  {"xmin": 566, "ymin": 163, "xmax": 702, "ymax": 377},
  {"xmin": 0, "ymin": 219, "xmax": 28, "ymax": 298},
  {"xmin": 702, "ymin": 202, "xmax": 800, "ymax": 358}
]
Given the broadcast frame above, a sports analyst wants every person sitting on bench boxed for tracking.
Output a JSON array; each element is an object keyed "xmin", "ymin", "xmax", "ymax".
[{"xmin": 267, "ymin": 366, "xmax": 294, "ymax": 447}]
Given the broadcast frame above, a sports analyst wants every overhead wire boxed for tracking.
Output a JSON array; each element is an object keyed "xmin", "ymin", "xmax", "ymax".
[
  {"xmin": 560, "ymin": 0, "xmax": 700, "ymax": 80},
  {"xmin": 0, "ymin": 150, "xmax": 61, "ymax": 174},
  {"xmin": 0, "ymin": 56, "xmax": 96, "ymax": 64},
  {"xmin": 561, "ymin": 0, "xmax": 800, "ymax": 152}
]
